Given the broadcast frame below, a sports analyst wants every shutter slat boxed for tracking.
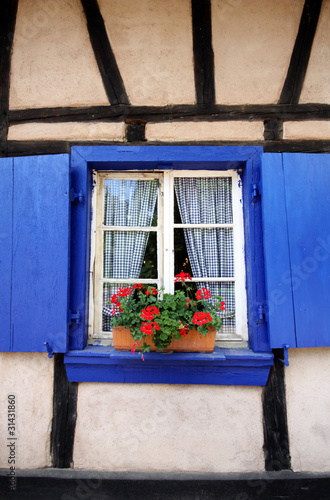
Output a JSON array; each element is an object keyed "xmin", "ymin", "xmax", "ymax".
[
  {"xmin": 261, "ymin": 153, "xmax": 296, "ymax": 349},
  {"xmin": 1, "ymin": 155, "xmax": 70, "ymax": 353},
  {"xmin": 284, "ymin": 153, "xmax": 330, "ymax": 347}
]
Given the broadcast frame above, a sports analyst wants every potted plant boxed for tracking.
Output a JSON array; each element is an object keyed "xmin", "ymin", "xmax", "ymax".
[{"xmin": 109, "ymin": 273, "xmax": 225, "ymax": 356}]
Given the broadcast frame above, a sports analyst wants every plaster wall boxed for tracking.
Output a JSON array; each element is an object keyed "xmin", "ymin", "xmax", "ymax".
[
  {"xmin": 211, "ymin": 0, "xmax": 304, "ymax": 104},
  {"xmin": 9, "ymin": 0, "xmax": 108, "ymax": 109},
  {"xmin": 73, "ymin": 383, "xmax": 264, "ymax": 472},
  {"xmin": 8, "ymin": 122, "xmax": 125, "ymax": 141},
  {"xmin": 97, "ymin": 0, "xmax": 195, "ymax": 105},
  {"xmin": 300, "ymin": 0, "xmax": 330, "ymax": 104},
  {"xmin": 284, "ymin": 121, "xmax": 330, "ymax": 140},
  {"xmin": 146, "ymin": 121, "xmax": 264, "ymax": 142},
  {"xmin": 0, "ymin": 353, "xmax": 53, "ymax": 469},
  {"xmin": 286, "ymin": 348, "xmax": 330, "ymax": 472}
]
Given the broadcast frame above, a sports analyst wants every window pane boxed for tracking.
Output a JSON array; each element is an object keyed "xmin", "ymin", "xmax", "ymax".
[
  {"xmin": 103, "ymin": 179, "xmax": 158, "ymax": 227},
  {"xmin": 104, "ymin": 231, "xmax": 157, "ymax": 279},
  {"xmin": 174, "ymin": 228, "xmax": 234, "ymax": 278},
  {"xmin": 174, "ymin": 177, "xmax": 233, "ymax": 224}
]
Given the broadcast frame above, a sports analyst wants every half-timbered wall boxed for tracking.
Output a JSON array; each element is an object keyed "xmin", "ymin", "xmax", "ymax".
[{"xmin": 0, "ymin": 0, "xmax": 329, "ymax": 476}]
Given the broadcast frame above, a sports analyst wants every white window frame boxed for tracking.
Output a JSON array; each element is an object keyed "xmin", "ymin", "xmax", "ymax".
[{"xmin": 89, "ymin": 169, "xmax": 247, "ymax": 345}]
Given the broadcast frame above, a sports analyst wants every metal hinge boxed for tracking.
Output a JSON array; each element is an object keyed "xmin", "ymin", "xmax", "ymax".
[
  {"xmin": 257, "ymin": 303, "xmax": 266, "ymax": 323},
  {"xmin": 252, "ymin": 183, "xmax": 260, "ymax": 202},
  {"xmin": 44, "ymin": 342, "xmax": 53, "ymax": 359},
  {"xmin": 69, "ymin": 310, "xmax": 81, "ymax": 325},
  {"xmin": 279, "ymin": 345, "xmax": 289, "ymax": 366},
  {"xmin": 70, "ymin": 188, "xmax": 84, "ymax": 203}
]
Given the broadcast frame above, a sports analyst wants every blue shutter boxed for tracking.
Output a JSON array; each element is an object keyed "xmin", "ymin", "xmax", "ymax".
[
  {"xmin": 0, "ymin": 155, "xmax": 70, "ymax": 353},
  {"xmin": 261, "ymin": 153, "xmax": 330, "ymax": 348}
]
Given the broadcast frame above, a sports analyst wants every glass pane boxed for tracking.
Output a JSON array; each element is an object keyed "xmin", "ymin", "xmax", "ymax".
[
  {"xmin": 174, "ymin": 177, "xmax": 233, "ymax": 224},
  {"xmin": 104, "ymin": 230, "xmax": 157, "ymax": 279},
  {"xmin": 174, "ymin": 228, "xmax": 234, "ymax": 278},
  {"xmin": 103, "ymin": 179, "xmax": 158, "ymax": 227}
]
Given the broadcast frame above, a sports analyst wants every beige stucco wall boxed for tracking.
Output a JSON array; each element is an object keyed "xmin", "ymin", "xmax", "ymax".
[
  {"xmin": 212, "ymin": 0, "xmax": 304, "ymax": 104},
  {"xmin": 9, "ymin": 0, "xmax": 109, "ymax": 109},
  {"xmin": 284, "ymin": 121, "xmax": 330, "ymax": 140},
  {"xmin": 0, "ymin": 353, "xmax": 54, "ymax": 469},
  {"xmin": 300, "ymin": 0, "xmax": 330, "ymax": 104},
  {"xmin": 98, "ymin": 0, "xmax": 195, "ymax": 106},
  {"xmin": 73, "ymin": 383, "xmax": 264, "ymax": 472},
  {"xmin": 286, "ymin": 348, "xmax": 330, "ymax": 472},
  {"xmin": 8, "ymin": 122, "xmax": 125, "ymax": 141},
  {"xmin": 147, "ymin": 121, "xmax": 264, "ymax": 142}
]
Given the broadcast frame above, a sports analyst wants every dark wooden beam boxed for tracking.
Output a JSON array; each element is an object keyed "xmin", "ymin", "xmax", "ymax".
[
  {"xmin": 262, "ymin": 349, "xmax": 291, "ymax": 471},
  {"xmin": 279, "ymin": 0, "xmax": 323, "ymax": 104},
  {"xmin": 6, "ymin": 139, "xmax": 330, "ymax": 157},
  {"xmin": 0, "ymin": 0, "xmax": 18, "ymax": 155},
  {"xmin": 81, "ymin": 0, "xmax": 130, "ymax": 105},
  {"xmin": 191, "ymin": 0, "xmax": 215, "ymax": 104},
  {"xmin": 264, "ymin": 119, "xmax": 283, "ymax": 141},
  {"xmin": 125, "ymin": 120, "xmax": 146, "ymax": 142},
  {"xmin": 51, "ymin": 354, "xmax": 78, "ymax": 468},
  {"xmin": 8, "ymin": 103, "xmax": 330, "ymax": 125}
]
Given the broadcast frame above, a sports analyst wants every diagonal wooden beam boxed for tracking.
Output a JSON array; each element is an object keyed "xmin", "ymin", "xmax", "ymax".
[
  {"xmin": 191, "ymin": 0, "xmax": 215, "ymax": 104},
  {"xmin": 0, "ymin": 0, "xmax": 19, "ymax": 155},
  {"xmin": 81, "ymin": 0, "xmax": 130, "ymax": 105},
  {"xmin": 279, "ymin": 0, "xmax": 323, "ymax": 104}
]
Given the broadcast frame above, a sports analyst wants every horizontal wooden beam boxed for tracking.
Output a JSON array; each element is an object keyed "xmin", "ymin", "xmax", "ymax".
[
  {"xmin": 8, "ymin": 103, "xmax": 330, "ymax": 125},
  {"xmin": 6, "ymin": 139, "xmax": 330, "ymax": 157}
]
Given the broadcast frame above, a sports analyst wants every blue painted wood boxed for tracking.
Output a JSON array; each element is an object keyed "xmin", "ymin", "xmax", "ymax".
[
  {"xmin": 0, "ymin": 159, "xmax": 14, "ymax": 350},
  {"xmin": 7, "ymin": 155, "xmax": 70, "ymax": 352},
  {"xmin": 242, "ymin": 155, "xmax": 270, "ymax": 352},
  {"xmin": 261, "ymin": 153, "xmax": 296, "ymax": 349},
  {"xmin": 69, "ymin": 150, "xmax": 91, "ymax": 350},
  {"xmin": 64, "ymin": 347, "xmax": 273, "ymax": 385},
  {"xmin": 283, "ymin": 153, "xmax": 330, "ymax": 347}
]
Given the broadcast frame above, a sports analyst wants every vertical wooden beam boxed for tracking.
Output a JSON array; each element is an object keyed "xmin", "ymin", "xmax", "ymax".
[
  {"xmin": 0, "ymin": 0, "xmax": 19, "ymax": 156},
  {"xmin": 279, "ymin": 0, "xmax": 323, "ymax": 104},
  {"xmin": 51, "ymin": 354, "xmax": 78, "ymax": 468},
  {"xmin": 262, "ymin": 349, "xmax": 291, "ymax": 471},
  {"xmin": 81, "ymin": 0, "xmax": 130, "ymax": 105},
  {"xmin": 264, "ymin": 119, "xmax": 283, "ymax": 141},
  {"xmin": 191, "ymin": 0, "xmax": 215, "ymax": 104}
]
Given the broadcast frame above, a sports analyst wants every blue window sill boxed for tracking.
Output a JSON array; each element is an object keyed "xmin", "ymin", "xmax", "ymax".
[{"xmin": 64, "ymin": 346, "xmax": 273, "ymax": 386}]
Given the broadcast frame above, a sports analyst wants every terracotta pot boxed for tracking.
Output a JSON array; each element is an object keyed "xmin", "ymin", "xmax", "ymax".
[{"xmin": 113, "ymin": 325, "xmax": 216, "ymax": 353}]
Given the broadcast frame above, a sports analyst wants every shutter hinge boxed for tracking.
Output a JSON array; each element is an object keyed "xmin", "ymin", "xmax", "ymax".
[
  {"xmin": 44, "ymin": 342, "xmax": 53, "ymax": 359},
  {"xmin": 69, "ymin": 310, "xmax": 81, "ymax": 325},
  {"xmin": 279, "ymin": 345, "xmax": 289, "ymax": 366},
  {"xmin": 252, "ymin": 183, "xmax": 260, "ymax": 202},
  {"xmin": 70, "ymin": 188, "xmax": 84, "ymax": 203},
  {"xmin": 257, "ymin": 303, "xmax": 266, "ymax": 323}
]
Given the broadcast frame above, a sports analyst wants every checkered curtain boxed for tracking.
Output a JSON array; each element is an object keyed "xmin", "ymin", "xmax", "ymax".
[
  {"xmin": 174, "ymin": 177, "xmax": 235, "ymax": 331},
  {"xmin": 103, "ymin": 179, "xmax": 158, "ymax": 329}
]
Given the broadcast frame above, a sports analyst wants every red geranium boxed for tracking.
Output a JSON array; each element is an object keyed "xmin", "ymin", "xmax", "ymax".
[
  {"xmin": 220, "ymin": 301, "xmax": 226, "ymax": 311},
  {"xmin": 117, "ymin": 286, "xmax": 133, "ymax": 298},
  {"xmin": 192, "ymin": 311, "xmax": 212, "ymax": 326},
  {"xmin": 196, "ymin": 288, "xmax": 211, "ymax": 300},
  {"xmin": 174, "ymin": 272, "xmax": 192, "ymax": 282}
]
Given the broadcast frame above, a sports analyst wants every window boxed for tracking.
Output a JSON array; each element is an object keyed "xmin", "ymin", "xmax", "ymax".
[
  {"xmin": 64, "ymin": 146, "xmax": 274, "ymax": 385},
  {"xmin": 89, "ymin": 170, "xmax": 247, "ymax": 345}
]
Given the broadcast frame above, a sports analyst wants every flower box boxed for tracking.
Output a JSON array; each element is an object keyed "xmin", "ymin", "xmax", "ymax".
[{"xmin": 113, "ymin": 325, "xmax": 216, "ymax": 353}]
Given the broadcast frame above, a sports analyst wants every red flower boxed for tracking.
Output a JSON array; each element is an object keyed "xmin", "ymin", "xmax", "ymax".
[
  {"xmin": 131, "ymin": 341, "xmax": 138, "ymax": 355},
  {"xmin": 140, "ymin": 305, "xmax": 160, "ymax": 321},
  {"xmin": 192, "ymin": 311, "xmax": 212, "ymax": 326},
  {"xmin": 196, "ymin": 288, "xmax": 211, "ymax": 300},
  {"xmin": 174, "ymin": 272, "xmax": 192, "ymax": 282},
  {"xmin": 117, "ymin": 286, "xmax": 133, "ymax": 297},
  {"xmin": 133, "ymin": 283, "xmax": 143, "ymax": 290},
  {"xmin": 153, "ymin": 321, "xmax": 160, "ymax": 331},
  {"xmin": 111, "ymin": 294, "xmax": 118, "ymax": 304},
  {"xmin": 220, "ymin": 301, "xmax": 226, "ymax": 311},
  {"xmin": 140, "ymin": 322, "xmax": 154, "ymax": 335},
  {"xmin": 145, "ymin": 288, "xmax": 158, "ymax": 296},
  {"xmin": 187, "ymin": 298, "xmax": 191, "ymax": 307}
]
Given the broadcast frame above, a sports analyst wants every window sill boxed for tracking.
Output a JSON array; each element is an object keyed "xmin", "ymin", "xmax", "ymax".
[{"xmin": 64, "ymin": 346, "xmax": 273, "ymax": 386}]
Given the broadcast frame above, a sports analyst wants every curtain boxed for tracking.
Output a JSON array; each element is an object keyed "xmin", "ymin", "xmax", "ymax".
[
  {"xmin": 174, "ymin": 177, "xmax": 235, "ymax": 334},
  {"xmin": 103, "ymin": 179, "xmax": 158, "ymax": 330}
]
